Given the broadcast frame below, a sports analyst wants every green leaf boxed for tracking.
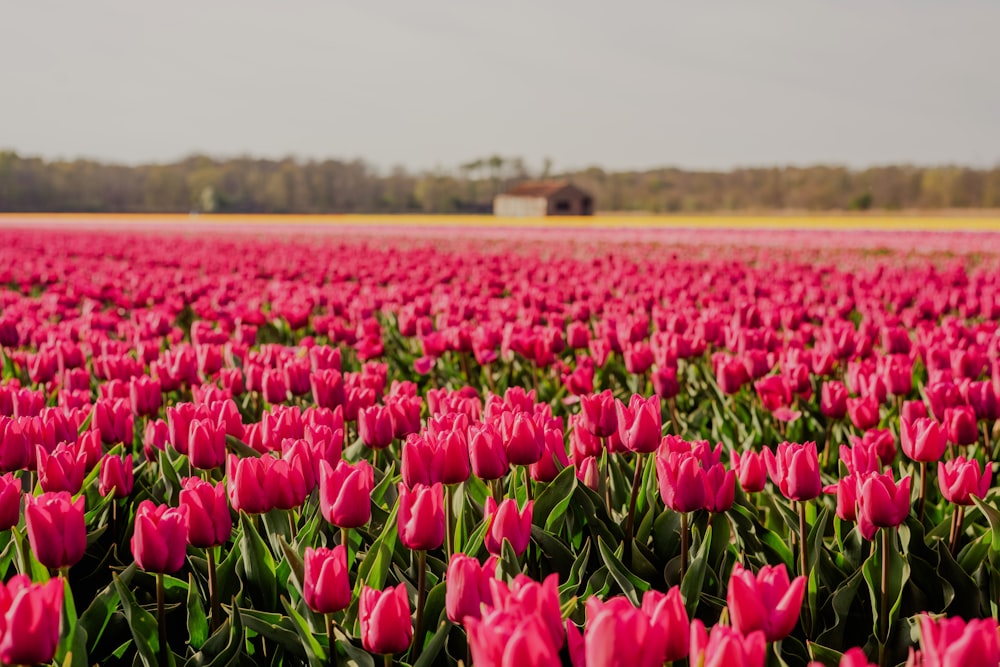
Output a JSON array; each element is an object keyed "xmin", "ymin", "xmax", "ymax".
[
  {"xmin": 415, "ymin": 581, "xmax": 447, "ymax": 652},
  {"xmin": 807, "ymin": 642, "xmax": 845, "ymax": 667},
  {"xmin": 972, "ymin": 495, "xmax": 1000, "ymax": 552},
  {"xmin": 239, "ymin": 512, "xmax": 278, "ymax": 610},
  {"xmin": 279, "ymin": 535, "xmax": 307, "ymax": 597},
  {"xmin": 355, "ymin": 503, "xmax": 399, "ymax": 595},
  {"xmin": 412, "ymin": 620, "xmax": 452, "ymax": 667},
  {"xmin": 499, "ymin": 538, "xmax": 522, "ymax": 580},
  {"xmin": 681, "ymin": 525, "xmax": 713, "ymax": 617},
  {"xmin": 281, "ymin": 597, "xmax": 327, "ymax": 667},
  {"xmin": 239, "ymin": 609, "xmax": 307, "ymax": 660},
  {"xmin": 533, "ymin": 465, "xmax": 577, "ymax": 532},
  {"xmin": 188, "ymin": 573, "xmax": 210, "ymax": 650},
  {"xmin": 862, "ymin": 529, "xmax": 909, "ymax": 644},
  {"xmin": 112, "ymin": 572, "xmax": 162, "ymax": 667},
  {"xmin": 597, "ymin": 536, "xmax": 649, "ymax": 604},
  {"xmin": 80, "ymin": 564, "xmax": 134, "ymax": 654},
  {"xmin": 186, "ymin": 605, "xmax": 245, "ymax": 667},
  {"xmin": 158, "ymin": 448, "xmax": 183, "ymax": 505}
]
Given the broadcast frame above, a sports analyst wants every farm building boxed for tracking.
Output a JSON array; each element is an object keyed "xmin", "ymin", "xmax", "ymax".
[{"xmin": 493, "ymin": 181, "xmax": 594, "ymax": 217}]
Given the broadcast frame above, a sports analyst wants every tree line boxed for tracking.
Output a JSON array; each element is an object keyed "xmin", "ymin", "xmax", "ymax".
[{"xmin": 1, "ymin": 151, "xmax": 998, "ymax": 214}]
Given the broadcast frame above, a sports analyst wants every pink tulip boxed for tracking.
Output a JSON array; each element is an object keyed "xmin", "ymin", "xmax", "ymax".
[
  {"xmin": 0, "ymin": 576, "xmax": 64, "ymax": 666},
  {"xmin": 0, "ymin": 473, "xmax": 20, "ymax": 530},
  {"xmin": 727, "ymin": 562, "xmax": 805, "ymax": 641},
  {"xmin": 616, "ymin": 395, "xmax": 662, "ymax": 454},
  {"xmin": 500, "ymin": 411, "xmax": 545, "ymax": 465},
  {"xmin": 358, "ymin": 405, "xmax": 394, "ymax": 450},
  {"xmin": 189, "ymin": 419, "xmax": 227, "ymax": 470},
  {"xmin": 484, "ymin": 498, "xmax": 533, "ymax": 556},
  {"xmin": 583, "ymin": 597, "xmax": 667, "ymax": 667},
  {"xmin": 179, "ymin": 477, "xmax": 232, "ymax": 548},
  {"xmin": 398, "ymin": 482, "xmax": 445, "ymax": 551},
  {"xmin": 857, "ymin": 472, "xmax": 911, "ymax": 540},
  {"xmin": 319, "ymin": 459, "xmax": 373, "ymax": 528},
  {"xmin": 580, "ymin": 390, "xmax": 618, "ymax": 438},
  {"xmin": 446, "ymin": 553, "xmax": 497, "ymax": 623},
  {"xmin": 732, "ymin": 450, "xmax": 766, "ymax": 493},
  {"xmin": 912, "ymin": 613, "xmax": 1000, "ymax": 667},
  {"xmin": 656, "ymin": 450, "xmax": 706, "ymax": 512},
  {"xmin": 763, "ymin": 441, "xmax": 822, "ymax": 501},
  {"xmin": 469, "ymin": 422, "xmax": 509, "ymax": 481},
  {"xmin": 944, "ymin": 406, "xmax": 978, "ymax": 446},
  {"xmin": 847, "ymin": 396, "xmax": 880, "ymax": 430},
  {"xmin": 303, "ymin": 545, "xmax": 351, "ymax": 614},
  {"xmin": 25, "ymin": 491, "xmax": 86, "ymax": 569},
  {"xmin": 901, "ymin": 417, "xmax": 947, "ymax": 463},
  {"xmin": 36, "ymin": 443, "xmax": 87, "ymax": 494},
  {"xmin": 98, "ymin": 454, "xmax": 134, "ymax": 499},
  {"xmin": 642, "ymin": 587, "xmax": 690, "ymax": 662},
  {"xmin": 132, "ymin": 500, "xmax": 189, "ymax": 573},
  {"xmin": 359, "ymin": 584, "xmax": 412, "ymax": 655},
  {"xmin": 689, "ymin": 620, "xmax": 766, "ymax": 667},
  {"xmin": 938, "ymin": 457, "xmax": 991, "ymax": 506},
  {"xmin": 467, "ymin": 608, "xmax": 560, "ymax": 667}
]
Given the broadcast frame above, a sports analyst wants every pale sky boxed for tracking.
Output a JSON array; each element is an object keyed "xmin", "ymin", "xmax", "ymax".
[{"xmin": 2, "ymin": 1, "xmax": 998, "ymax": 173}]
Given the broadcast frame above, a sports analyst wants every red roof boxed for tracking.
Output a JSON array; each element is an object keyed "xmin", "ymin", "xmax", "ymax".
[{"xmin": 502, "ymin": 180, "xmax": 575, "ymax": 198}]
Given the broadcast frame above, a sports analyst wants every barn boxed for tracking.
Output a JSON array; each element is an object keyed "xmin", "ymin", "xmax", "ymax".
[{"xmin": 493, "ymin": 181, "xmax": 594, "ymax": 217}]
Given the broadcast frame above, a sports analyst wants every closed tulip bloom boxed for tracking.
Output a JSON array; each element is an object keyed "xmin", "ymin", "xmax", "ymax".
[
  {"xmin": 833, "ymin": 473, "xmax": 860, "ymax": 522},
  {"xmin": 467, "ymin": 609, "xmax": 559, "ymax": 667},
  {"xmin": 398, "ymin": 482, "xmax": 445, "ymax": 551},
  {"xmin": 484, "ymin": 498, "xmax": 533, "ymax": 556},
  {"xmin": 262, "ymin": 368, "xmax": 288, "ymax": 404},
  {"xmin": 36, "ymin": 443, "xmax": 87, "ymax": 494},
  {"xmin": 179, "ymin": 477, "xmax": 232, "ymax": 548},
  {"xmin": 806, "ymin": 647, "xmax": 876, "ymax": 667},
  {"xmin": 763, "ymin": 441, "xmax": 822, "ymax": 501},
  {"xmin": 98, "ymin": 454, "xmax": 134, "ymax": 499},
  {"xmin": 577, "ymin": 455, "xmax": 601, "ymax": 491},
  {"xmin": 732, "ymin": 450, "xmax": 766, "ymax": 493},
  {"xmin": 25, "ymin": 491, "xmax": 86, "ymax": 569},
  {"xmin": 820, "ymin": 381, "xmax": 849, "ymax": 419},
  {"xmin": 689, "ymin": 620, "xmax": 766, "ymax": 667},
  {"xmin": 531, "ymin": 425, "xmax": 570, "ymax": 483},
  {"xmin": 401, "ymin": 433, "xmax": 439, "ymax": 488},
  {"xmin": 901, "ymin": 417, "xmax": 947, "ymax": 463},
  {"xmin": 642, "ymin": 587, "xmax": 690, "ymax": 662},
  {"xmin": 714, "ymin": 354, "xmax": 749, "ymax": 395},
  {"xmin": 303, "ymin": 545, "xmax": 351, "ymax": 614},
  {"xmin": 0, "ymin": 473, "xmax": 20, "ymax": 530},
  {"xmin": 469, "ymin": 422, "xmax": 509, "ymax": 481},
  {"xmin": 0, "ymin": 417, "xmax": 30, "ymax": 472},
  {"xmin": 267, "ymin": 458, "xmax": 308, "ymax": 510},
  {"xmin": 847, "ymin": 396, "xmax": 880, "ymax": 431},
  {"xmin": 580, "ymin": 390, "xmax": 618, "ymax": 438},
  {"xmin": 0, "ymin": 576, "xmax": 64, "ymax": 666},
  {"xmin": 703, "ymin": 463, "xmax": 736, "ymax": 512},
  {"xmin": 584, "ymin": 597, "xmax": 667, "ymax": 667},
  {"xmin": 129, "ymin": 376, "xmax": 162, "ymax": 417},
  {"xmin": 656, "ymin": 451, "xmax": 706, "ymax": 512},
  {"xmin": 881, "ymin": 354, "xmax": 913, "ymax": 396},
  {"xmin": 132, "ymin": 500, "xmax": 189, "ymax": 573},
  {"xmin": 359, "ymin": 584, "xmax": 412, "ymax": 655},
  {"xmin": 944, "ymin": 406, "xmax": 978, "ymax": 446},
  {"xmin": 901, "ymin": 400, "xmax": 928, "ymax": 423},
  {"xmin": 916, "ymin": 613, "xmax": 1000, "ymax": 667},
  {"xmin": 144, "ymin": 418, "xmax": 170, "ymax": 462},
  {"xmin": 358, "ymin": 405, "xmax": 394, "ymax": 450},
  {"xmin": 967, "ymin": 381, "xmax": 999, "ymax": 421},
  {"xmin": 939, "ymin": 457, "xmax": 991, "ymax": 506},
  {"xmin": 188, "ymin": 419, "xmax": 227, "ymax": 470},
  {"xmin": 856, "ymin": 473, "xmax": 911, "ymax": 540},
  {"xmin": 446, "ymin": 553, "xmax": 497, "ymax": 623},
  {"xmin": 501, "ymin": 411, "xmax": 545, "ymax": 465},
  {"xmin": 436, "ymin": 429, "xmax": 471, "ymax": 485},
  {"xmin": 617, "ymin": 394, "xmax": 662, "ymax": 454},
  {"xmin": 226, "ymin": 454, "xmax": 272, "ymax": 515},
  {"xmin": 652, "ymin": 365, "xmax": 680, "ymax": 400},
  {"xmin": 727, "ymin": 562, "xmax": 805, "ymax": 642},
  {"xmin": 319, "ymin": 459, "xmax": 374, "ymax": 528}
]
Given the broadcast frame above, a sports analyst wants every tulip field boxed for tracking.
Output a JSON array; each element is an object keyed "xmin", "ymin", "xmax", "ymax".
[{"xmin": 2, "ymin": 218, "xmax": 1000, "ymax": 667}]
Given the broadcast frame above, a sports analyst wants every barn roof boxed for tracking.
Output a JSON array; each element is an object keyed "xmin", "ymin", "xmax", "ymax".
[{"xmin": 501, "ymin": 180, "xmax": 578, "ymax": 198}]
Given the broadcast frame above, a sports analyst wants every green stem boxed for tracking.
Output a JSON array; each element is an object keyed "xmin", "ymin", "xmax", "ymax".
[
  {"xmin": 157, "ymin": 572, "xmax": 167, "ymax": 666},
  {"xmin": 413, "ymin": 550, "xmax": 427, "ymax": 660},
  {"xmin": 384, "ymin": 654, "xmax": 393, "ymax": 667},
  {"xmin": 798, "ymin": 501, "xmax": 809, "ymax": 578},
  {"xmin": 680, "ymin": 512, "xmax": 689, "ymax": 581},
  {"xmin": 523, "ymin": 465, "xmax": 533, "ymax": 503},
  {"xmin": 918, "ymin": 461, "xmax": 928, "ymax": 523},
  {"xmin": 207, "ymin": 546, "xmax": 221, "ymax": 632},
  {"xmin": 326, "ymin": 613, "xmax": 338, "ymax": 666},
  {"xmin": 879, "ymin": 527, "xmax": 891, "ymax": 667},
  {"xmin": 668, "ymin": 397, "xmax": 682, "ymax": 436},
  {"xmin": 624, "ymin": 453, "xmax": 645, "ymax": 566},
  {"xmin": 950, "ymin": 505, "xmax": 965, "ymax": 555},
  {"xmin": 445, "ymin": 484, "xmax": 454, "ymax": 561}
]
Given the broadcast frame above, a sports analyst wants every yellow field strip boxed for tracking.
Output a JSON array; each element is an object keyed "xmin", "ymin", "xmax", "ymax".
[{"xmin": 2, "ymin": 213, "xmax": 1000, "ymax": 232}]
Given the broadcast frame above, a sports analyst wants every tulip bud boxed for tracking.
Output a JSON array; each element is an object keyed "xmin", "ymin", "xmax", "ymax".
[
  {"xmin": 847, "ymin": 396, "xmax": 880, "ymax": 431},
  {"xmin": 484, "ymin": 498, "xmax": 533, "ymax": 557},
  {"xmin": 0, "ymin": 473, "xmax": 21, "ymax": 530},
  {"xmin": 915, "ymin": 613, "xmax": 999, "ymax": 667},
  {"xmin": 727, "ymin": 562, "xmax": 805, "ymax": 642},
  {"xmin": 642, "ymin": 587, "xmax": 690, "ymax": 662},
  {"xmin": 179, "ymin": 477, "xmax": 232, "ymax": 548},
  {"xmin": 856, "ymin": 472, "xmax": 911, "ymax": 540},
  {"xmin": 731, "ymin": 450, "xmax": 766, "ymax": 493},
  {"xmin": 469, "ymin": 422, "xmax": 509, "ymax": 481},
  {"xmin": 939, "ymin": 456, "xmax": 991, "ymax": 506},
  {"xmin": 617, "ymin": 395, "xmax": 662, "ymax": 454},
  {"xmin": 690, "ymin": 620, "xmax": 766, "ymax": 667},
  {"xmin": 398, "ymin": 482, "xmax": 445, "ymax": 551},
  {"xmin": 901, "ymin": 417, "xmax": 947, "ymax": 463},
  {"xmin": 446, "ymin": 553, "xmax": 497, "ymax": 624},
  {"xmin": 319, "ymin": 459, "xmax": 373, "ymax": 528},
  {"xmin": 944, "ymin": 406, "xmax": 978, "ymax": 446},
  {"xmin": 359, "ymin": 584, "xmax": 412, "ymax": 655},
  {"xmin": 132, "ymin": 500, "xmax": 189, "ymax": 573},
  {"xmin": 0, "ymin": 576, "xmax": 64, "ymax": 666},
  {"xmin": 189, "ymin": 419, "xmax": 227, "ymax": 470},
  {"xmin": 303, "ymin": 545, "xmax": 351, "ymax": 614},
  {"xmin": 580, "ymin": 390, "xmax": 618, "ymax": 438},
  {"xmin": 36, "ymin": 443, "xmax": 87, "ymax": 494},
  {"xmin": 500, "ymin": 411, "xmax": 545, "ymax": 466},
  {"xmin": 98, "ymin": 454, "xmax": 134, "ymax": 499},
  {"xmin": 820, "ymin": 381, "xmax": 848, "ymax": 419},
  {"xmin": 25, "ymin": 491, "xmax": 86, "ymax": 569},
  {"xmin": 763, "ymin": 441, "xmax": 822, "ymax": 501},
  {"xmin": 358, "ymin": 405, "xmax": 394, "ymax": 450}
]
